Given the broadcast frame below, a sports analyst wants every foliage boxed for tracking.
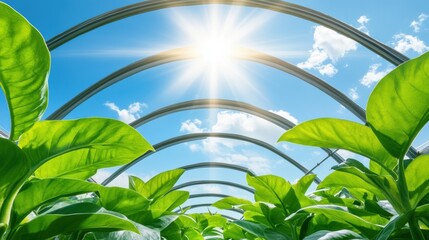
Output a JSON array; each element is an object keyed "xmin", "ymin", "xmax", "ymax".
[
  {"xmin": 0, "ymin": 2, "xmax": 155, "ymax": 239},
  {"xmin": 279, "ymin": 51, "xmax": 429, "ymax": 239}
]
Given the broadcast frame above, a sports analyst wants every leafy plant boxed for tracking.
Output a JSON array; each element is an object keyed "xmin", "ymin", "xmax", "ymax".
[
  {"xmin": 279, "ymin": 51, "xmax": 429, "ymax": 239},
  {"xmin": 0, "ymin": 2, "xmax": 154, "ymax": 239}
]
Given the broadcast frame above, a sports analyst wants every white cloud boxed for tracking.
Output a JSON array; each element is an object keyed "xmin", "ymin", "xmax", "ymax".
[
  {"xmin": 348, "ymin": 87, "xmax": 359, "ymax": 101},
  {"xmin": 357, "ymin": 16, "xmax": 370, "ymax": 34},
  {"xmin": 180, "ymin": 110, "xmax": 298, "ymax": 174},
  {"xmin": 269, "ymin": 110, "xmax": 299, "ymax": 125},
  {"xmin": 360, "ymin": 64, "xmax": 393, "ymax": 88},
  {"xmin": 200, "ymin": 185, "xmax": 222, "ymax": 194},
  {"xmin": 105, "ymin": 101, "xmax": 147, "ymax": 124},
  {"xmin": 298, "ymin": 26, "xmax": 357, "ymax": 77},
  {"xmin": 337, "ymin": 149, "xmax": 356, "ymax": 160},
  {"xmin": 410, "ymin": 13, "xmax": 428, "ymax": 32},
  {"xmin": 180, "ymin": 119, "xmax": 204, "ymax": 133},
  {"xmin": 93, "ymin": 170, "xmax": 129, "ymax": 188},
  {"xmin": 393, "ymin": 34, "xmax": 429, "ymax": 54}
]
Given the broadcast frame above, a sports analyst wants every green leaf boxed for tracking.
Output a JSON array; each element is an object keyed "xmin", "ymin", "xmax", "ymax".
[
  {"xmin": 293, "ymin": 174, "xmax": 316, "ymax": 195},
  {"xmin": 212, "ymin": 197, "xmax": 252, "ymax": 210},
  {"xmin": 299, "ymin": 205, "xmax": 382, "ymax": 238},
  {"xmin": 97, "ymin": 186, "xmax": 150, "ymax": 217},
  {"xmin": 232, "ymin": 220, "xmax": 267, "ymax": 238},
  {"xmin": 9, "ymin": 204, "xmax": 139, "ymax": 240},
  {"xmin": 0, "ymin": 3, "xmax": 50, "ymax": 140},
  {"xmin": 405, "ymin": 154, "xmax": 429, "ymax": 207},
  {"xmin": 304, "ymin": 230, "xmax": 366, "ymax": 240},
  {"xmin": 18, "ymin": 118, "xmax": 153, "ymax": 179},
  {"xmin": 150, "ymin": 190, "xmax": 189, "ymax": 213},
  {"xmin": 247, "ymin": 174, "xmax": 300, "ymax": 214},
  {"xmin": 146, "ymin": 215, "xmax": 178, "ymax": 231},
  {"xmin": 367, "ymin": 52, "xmax": 429, "ymax": 158},
  {"xmin": 12, "ymin": 178, "xmax": 99, "ymax": 226},
  {"xmin": 318, "ymin": 159, "xmax": 403, "ymax": 213},
  {"xmin": 0, "ymin": 138, "xmax": 30, "ymax": 228},
  {"xmin": 279, "ymin": 118, "xmax": 397, "ymax": 172},
  {"xmin": 130, "ymin": 169, "xmax": 184, "ymax": 200},
  {"xmin": 375, "ymin": 213, "xmax": 411, "ymax": 240}
]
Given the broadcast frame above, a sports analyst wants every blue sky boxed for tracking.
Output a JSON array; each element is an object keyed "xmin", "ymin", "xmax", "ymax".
[{"xmin": 2, "ymin": 0, "xmax": 429, "ymax": 215}]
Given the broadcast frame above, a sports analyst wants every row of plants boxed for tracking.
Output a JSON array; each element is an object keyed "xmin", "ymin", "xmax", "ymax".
[{"xmin": 1, "ymin": 2, "xmax": 429, "ymax": 239}]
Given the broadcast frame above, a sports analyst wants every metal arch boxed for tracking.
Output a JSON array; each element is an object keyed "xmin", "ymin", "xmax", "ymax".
[
  {"xmin": 101, "ymin": 132, "xmax": 321, "ymax": 185},
  {"xmin": 47, "ymin": 47, "xmax": 365, "ymax": 123},
  {"xmin": 172, "ymin": 180, "xmax": 255, "ymax": 194},
  {"xmin": 46, "ymin": 0, "xmax": 408, "ymax": 65},
  {"xmin": 129, "ymin": 98, "xmax": 344, "ymax": 164},
  {"xmin": 189, "ymin": 193, "xmax": 232, "ymax": 199},
  {"xmin": 180, "ymin": 162, "xmax": 257, "ymax": 176}
]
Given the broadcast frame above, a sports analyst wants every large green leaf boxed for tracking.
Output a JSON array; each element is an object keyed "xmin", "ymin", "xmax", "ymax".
[
  {"xmin": 246, "ymin": 174, "xmax": 300, "ymax": 215},
  {"xmin": 150, "ymin": 190, "xmax": 189, "ymax": 213},
  {"xmin": 0, "ymin": 3, "xmax": 50, "ymax": 140},
  {"xmin": 130, "ymin": 169, "xmax": 184, "ymax": 200},
  {"xmin": 9, "ymin": 203, "xmax": 139, "ymax": 240},
  {"xmin": 304, "ymin": 230, "xmax": 366, "ymax": 240},
  {"xmin": 299, "ymin": 205, "xmax": 382, "ymax": 238},
  {"xmin": 367, "ymin": 52, "xmax": 429, "ymax": 158},
  {"xmin": 13, "ymin": 178, "xmax": 150, "ymax": 226},
  {"xmin": 212, "ymin": 197, "xmax": 252, "ymax": 210},
  {"xmin": 279, "ymin": 118, "xmax": 397, "ymax": 172},
  {"xmin": 232, "ymin": 220, "xmax": 267, "ymax": 238},
  {"xmin": 405, "ymin": 154, "xmax": 429, "ymax": 207},
  {"xmin": 375, "ymin": 213, "xmax": 411, "ymax": 240},
  {"xmin": 0, "ymin": 138, "xmax": 30, "ymax": 231},
  {"xmin": 12, "ymin": 178, "xmax": 99, "ymax": 226},
  {"xmin": 97, "ymin": 186, "xmax": 150, "ymax": 217},
  {"xmin": 18, "ymin": 118, "xmax": 153, "ymax": 179},
  {"xmin": 318, "ymin": 159, "xmax": 403, "ymax": 213}
]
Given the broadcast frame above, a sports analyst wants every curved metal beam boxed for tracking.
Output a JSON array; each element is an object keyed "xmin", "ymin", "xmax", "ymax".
[
  {"xmin": 172, "ymin": 180, "xmax": 254, "ymax": 194},
  {"xmin": 129, "ymin": 98, "xmax": 344, "ymax": 164},
  {"xmin": 180, "ymin": 162, "xmax": 256, "ymax": 176},
  {"xmin": 189, "ymin": 193, "xmax": 232, "ymax": 199},
  {"xmin": 101, "ymin": 132, "xmax": 321, "ymax": 185},
  {"xmin": 47, "ymin": 47, "xmax": 365, "ymax": 123},
  {"xmin": 46, "ymin": 0, "xmax": 408, "ymax": 65}
]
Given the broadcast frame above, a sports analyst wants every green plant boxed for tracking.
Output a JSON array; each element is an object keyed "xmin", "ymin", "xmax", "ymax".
[
  {"xmin": 59, "ymin": 169, "xmax": 190, "ymax": 239},
  {"xmin": 279, "ymin": 51, "xmax": 429, "ymax": 239},
  {"xmin": 0, "ymin": 3, "xmax": 154, "ymax": 239}
]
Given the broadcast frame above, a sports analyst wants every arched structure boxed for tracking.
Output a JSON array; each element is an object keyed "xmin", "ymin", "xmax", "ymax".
[
  {"xmin": 172, "ymin": 180, "xmax": 255, "ymax": 194},
  {"xmin": 101, "ymin": 132, "xmax": 322, "ymax": 186},
  {"xmin": 128, "ymin": 99, "xmax": 345, "ymax": 164},
  {"xmin": 180, "ymin": 162, "xmax": 257, "ymax": 176},
  {"xmin": 46, "ymin": 0, "xmax": 408, "ymax": 66},
  {"xmin": 47, "ymin": 47, "xmax": 365, "ymax": 123}
]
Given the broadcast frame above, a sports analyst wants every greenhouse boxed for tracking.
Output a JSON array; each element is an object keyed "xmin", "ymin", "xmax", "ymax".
[{"xmin": 1, "ymin": 0, "xmax": 429, "ymax": 239}]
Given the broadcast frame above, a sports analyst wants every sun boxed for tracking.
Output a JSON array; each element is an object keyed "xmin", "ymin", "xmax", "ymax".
[{"xmin": 165, "ymin": 5, "xmax": 273, "ymax": 99}]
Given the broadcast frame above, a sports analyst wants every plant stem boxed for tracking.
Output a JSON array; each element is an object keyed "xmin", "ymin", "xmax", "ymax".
[
  {"xmin": 397, "ymin": 157, "xmax": 412, "ymax": 212},
  {"xmin": 409, "ymin": 216, "xmax": 425, "ymax": 240}
]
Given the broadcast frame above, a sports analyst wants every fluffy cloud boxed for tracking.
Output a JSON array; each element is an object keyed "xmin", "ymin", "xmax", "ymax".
[
  {"xmin": 348, "ymin": 87, "xmax": 359, "ymax": 101},
  {"xmin": 393, "ymin": 34, "xmax": 429, "ymax": 54},
  {"xmin": 357, "ymin": 15, "xmax": 370, "ymax": 34},
  {"xmin": 180, "ymin": 110, "xmax": 299, "ymax": 174},
  {"xmin": 92, "ymin": 170, "xmax": 129, "ymax": 188},
  {"xmin": 410, "ymin": 13, "xmax": 428, "ymax": 32},
  {"xmin": 298, "ymin": 26, "xmax": 357, "ymax": 77},
  {"xmin": 360, "ymin": 64, "xmax": 393, "ymax": 87},
  {"xmin": 180, "ymin": 119, "xmax": 204, "ymax": 133},
  {"xmin": 105, "ymin": 101, "xmax": 147, "ymax": 123}
]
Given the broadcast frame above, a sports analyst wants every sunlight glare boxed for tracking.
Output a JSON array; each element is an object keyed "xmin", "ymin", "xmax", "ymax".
[{"xmin": 165, "ymin": 6, "xmax": 274, "ymax": 100}]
